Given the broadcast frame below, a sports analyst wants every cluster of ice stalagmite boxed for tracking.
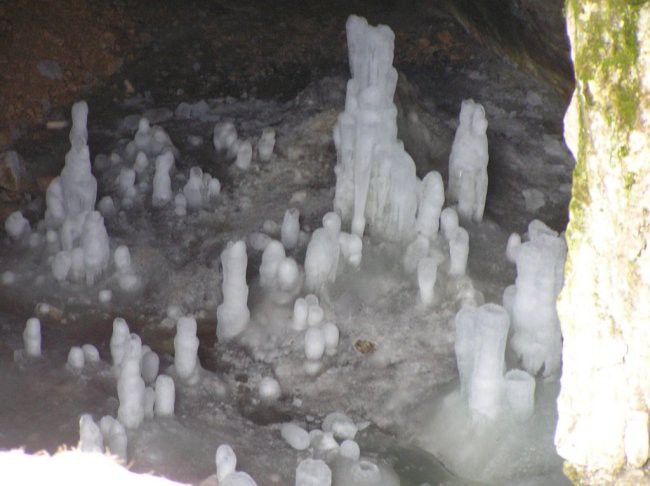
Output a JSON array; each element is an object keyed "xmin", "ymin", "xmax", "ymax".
[
  {"xmin": 454, "ymin": 302, "xmax": 537, "ymax": 423},
  {"xmin": 447, "ymin": 99, "xmax": 489, "ymax": 223},
  {"xmin": 333, "ymin": 15, "xmax": 419, "ymax": 242},
  {"xmin": 504, "ymin": 219, "xmax": 566, "ymax": 380},
  {"xmin": 217, "ymin": 241, "xmax": 251, "ymax": 342},
  {"xmin": 43, "ymin": 101, "xmax": 111, "ymax": 286},
  {"xmin": 213, "ymin": 122, "xmax": 276, "ymax": 168},
  {"xmin": 259, "ymin": 240, "xmax": 302, "ymax": 304},
  {"xmin": 182, "ymin": 166, "xmax": 221, "ymax": 211},
  {"xmin": 282, "ymin": 410, "xmax": 398, "ymax": 486}
]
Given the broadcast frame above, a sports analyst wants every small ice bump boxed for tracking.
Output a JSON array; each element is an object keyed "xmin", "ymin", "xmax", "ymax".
[
  {"xmin": 82, "ymin": 344, "xmax": 100, "ymax": 363},
  {"xmin": 322, "ymin": 411, "xmax": 358, "ymax": 440},
  {"xmin": 4, "ymin": 211, "xmax": 30, "ymax": 241},
  {"xmin": 307, "ymin": 305, "xmax": 324, "ymax": 327},
  {"xmin": 322, "ymin": 322, "xmax": 339, "ymax": 356},
  {"xmin": 154, "ymin": 374, "xmax": 175, "ymax": 417},
  {"xmin": 295, "ymin": 458, "xmax": 331, "ymax": 486},
  {"xmin": 1, "ymin": 271, "xmax": 15, "ymax": 285},
  {"xmin": 281, "ymin": 423, "xmax": 310, "ymax": 451},
  {"xmin": 259, "ymin": 376, "xmax": 281, "ymax": 402},
  {"xmin": 293, "ymin": 298, "xmax": 309, "ymax": 331},
  {"xmin": 281, "ymin": 208, "xmax": 300, "ymax": 250},
  {"xmin": 23, "ymin": 317, "xmax": 41, "ymax": 357},
  {"xmin": 235, "ymin": 140, "xmax": 253, "ymax": 170},
  {"xmin": 339, "ymin": 440, "xmax": 361, "ymax": 460},
  {"xmin": 98, "ymin": 289, "xmax": 112, "ymax": 303},
  {"xmin": 506, "ymin": 233, "xmax": 521, "ymax": 263},
  {"xmin": 258, "ymin": 127, "xmax": 276, "ymax": 163},
  {"xmin": 522, "ymin": 188, "xmax": 546, "ymax": 212},
  {"xmin": 216, "ymin": 444, "xmax": 237, "ymax": 482},
  {"xmin": 67, "ymin": 346, "xmax": 85, "ymax": 370}
]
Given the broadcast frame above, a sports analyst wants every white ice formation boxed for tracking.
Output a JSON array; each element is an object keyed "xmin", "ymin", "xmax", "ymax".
[
  {"xmin": 213, "ymin": 122, "xmax": 238, "ymax": 155},
  {"xmin": 110, "ymin": 317, "xmax": 130, "ymax": 368},
  {"xmin": 152, "ymin": 151, "xmax": 175, "ymax": 207},
  {"xmin": 447, "ymin": 99, "xmax": 489, "ymax": 222},
  {"xmin": 281, "ymin": 423, "xmax": 311, "ymax": 451},
  {"xmin": 182, "ymin": 166, "xmax": 220, "ymax": 210},
  {"xmin": 416, "ymin": 171, "xmax": 445, "ymax": 240},
  {"xmin": 504, "ymin": 369, "xmax": 536, "ymax": 420},
  {"xmin": 333, "ymin": 15, "xmax": 419, "ymax": 242},
  {"xmin": 78, "ymin": 414, "xmax": 103, "ymax": 453},
  {"xmin": 258, "ymin": 127, "xmax": 276, "ymax": 163},
  {"xmin": 304, "ymin": 212, "xmax": 341, "ymax": 295},
  {"xmin": 454, "ymin": 303, "xmax": 510, "ymax": 421},
  {"xmin": 113, "ymin": 245, "xmax": 140, "ymax": 292},
  {"xmin": 258, "ymin": 376, "xmax": 281, "ymax": 402},
  {"xmin": 67, "ymin": 346, "xmax": 85, "ymax": 370},
  {"xmin": 448, "ymin": 226, "xmax": 469, "ymax": 276},
  {"xmin": 99, "ymin": 415, "xmax": 127, "ymax": 461},
  {"xmin": 154, "ymin": 374, "xmax": 175, "ymax": 417},
  {"xmin": 43, "ymin": 102, "xmax": 113, "ymax": 286},
  {"xmin": 281, "ymin": 208, "xmax": 300, "ymax": 250},
  {"xmin": 235, "ymin": 140, "xmax": 253, "ymax": 170},
  {"xmin": 417, "ymin": 257, "xmax": 438, "ymax": 306},
  {"xmin": 117, "ymin": 334, "xmax": 145, "ymax": 429},
  {"xmin": 295, "ymin": 458, "xmax": 332, "ymax": 486},
  {"xmin": 507, "ymin": 219, "xmax": 566, "ymax": 380},
  {"xmin": 216, "ymin": 241, "xmax": 250, "ymax": 342},
  {"xmin": 23, "ymin": 317, "xmax": 41, "ymax": 357},
  {"xmin": 5, "ymin": 210, "xmax": 30, "ymax": 241},
  {"xmin": 174, "ymin": 316, "xmax": 201, "ymax": 385}
]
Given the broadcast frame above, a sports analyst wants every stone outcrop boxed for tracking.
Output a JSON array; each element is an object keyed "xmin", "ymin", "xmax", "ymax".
[{"xmin": 556, "ymin": 1, "xmax": 650, "ymax": 484}]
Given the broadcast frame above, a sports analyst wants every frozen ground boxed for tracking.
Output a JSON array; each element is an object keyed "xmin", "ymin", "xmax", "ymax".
[{"xmin": 0, "ymin": 17, "xmax": 573, "ymax": 486}]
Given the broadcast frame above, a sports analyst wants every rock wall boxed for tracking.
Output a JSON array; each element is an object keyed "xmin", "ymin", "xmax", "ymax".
[{"xmin": 556, "ymin": 1, "xmax": 650, "ymax": 484}]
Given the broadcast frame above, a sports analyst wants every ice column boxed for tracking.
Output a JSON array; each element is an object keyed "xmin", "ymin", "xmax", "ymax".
[
  {"xmin": 504, "ymin": 369, "xmax": 536, "ymax": 420},
  {"xmin": 509, "ymin": 220, "xmax": 566, "ymax": 379},
  {"xmin": 454, "ymin": 303, "xmax": 510, "ymax": 421},
  {"xmin": 117, "ymin": 335, "xmax": 145, "ymax": 429},
  {"xmin": 174, "ymin": 316, "xmax": 201, "ymax": 385},
  {"xmin": 447, "ymin": 99, "xmax": 489, "ymax": 222},
  {"xmin": 281, "ymin": 208, "xmax": 300, "ymax": 250},
  {"xmin": 154, "ymin": 374, "xmax": 175, "ymax": 416},
  {"xmin": 333, "ymin": 15, "xmax": 419, "ymax": 242},
  {"xmin": 23, "ymin": 317, "xmax": 41, "ymax": 357},
  {"xmin": 152, "ymin": 151, "xmax": 174, "ymax": 207},
  {"xmin": 305, "ymin": 212, "xmax": 341, "ymax": 294},
  {"xmin": 216, "ymin": 241, "xmax": 250, "ymax": 342},
  {"xmin": 78, "ymin": 414, "xmax": 103, "ymax": 453}
]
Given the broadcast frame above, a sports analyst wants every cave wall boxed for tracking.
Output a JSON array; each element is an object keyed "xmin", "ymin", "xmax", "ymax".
[
  {"xmin": 441, "ymin": 0, "xmax": 574, "ymax": 96},
  {"xmin": 556, "ymin": 1, "xmax": 650, "ymax": 484}
]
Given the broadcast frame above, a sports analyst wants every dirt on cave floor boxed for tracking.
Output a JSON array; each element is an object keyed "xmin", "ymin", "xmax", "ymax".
[{"xmin": 0, "ymin": 0, "xmax": 479, "ymax": 218}]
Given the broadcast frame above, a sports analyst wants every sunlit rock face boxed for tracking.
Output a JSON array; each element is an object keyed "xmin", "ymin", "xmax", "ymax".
[{"xmin": 556, "ymin": 2, "xmax": 650, "ymax": 484}]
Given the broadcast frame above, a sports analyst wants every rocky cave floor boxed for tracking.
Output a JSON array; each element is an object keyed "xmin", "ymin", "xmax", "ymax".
[{"xmin": 0, "ymin": 1, "xmax": 575, "ymax": 485}]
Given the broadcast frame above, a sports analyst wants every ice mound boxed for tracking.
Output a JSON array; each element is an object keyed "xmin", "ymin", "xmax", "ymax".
[
  {"xmin": 447, "ymin": 99, "xmax": 489, "ymax": 223},
  {"xmin": 333, "ymin": 15, "xmax": 419, "ymax": 242},
  {"xmin": 506, "ymin": 219, "xmax": 566, "ymax": 380}
]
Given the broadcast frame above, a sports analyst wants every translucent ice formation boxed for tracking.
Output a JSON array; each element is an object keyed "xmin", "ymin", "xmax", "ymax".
[
  {"xmin": 416, "ymin": 171, "xmax": 445, "ymax": 240},
  {"xmin": 154, "ymin": 374, "xmax": 175, "ymax": 417},
  {"xmin": 295, "ymin": 458, "xmax": 332, "ymax": 486},
  {"xmin": 152, "ymin": 151, "xmax": 174, "ymax": 207},
  {"xmin": 117, "ymin": 335, "xmax": 145, "ymax": 429},
  {"xmin": 281, "ymin": 208, "xmax": 300, "ymax": 250},
  {"xmin": 258, "ymin": 127, "xmax": 276, "ymax": 163},
  {"xmin": 305, "ymin": 212, "xmax": 341, "ymax": 295},
  {"xmin": 174, "ymin": 316, "xmax": 201, "ymax": 385},
  {"xmin": 333, "ymin": 15, "xmax": 419, "ymax": 242},
  {"xmin": 23, "ymin": 317, "xmax": 41, "ymax": 357},
  {"xmin": 508, "ymin": 219, "xmax": 566, "ymax": 380},
  {"xmin": 4, "ymin": 210, "xmax": 30, "ymax": 241},
  {"xmin": 417, "ymin": 257, "xmax": 438, "ymax": 306},
  {"xmin": 235, "ymin": 140, "xmax": 253, "ymax": 170},
  {"xmin": 281, "ymin": 423, "xmax": 310, "ymax": 450},
  {"xmin": 216, "ymin": 241, "xmax": 250, "ymax": 342},
  {"xmin": 447, "ymin": 99, "xmax": 489, "ymax": 222},
  {"xmin": 80, "ymin": 211, "xmax": 110, "ymax": 286},
  {"xmin": 213, "ymin": 122, "xmax": 238, "ymax": 154},
  {"xmin": 78, "ymin": 414, "xmax": 103, "ymax": 453},
  {"xmin": 448, "ymin": 227, "xmax": 469, "ymax": 276},
  {"xmin": 455, "ymin": 303, "xmax": 510, "ymax": 421},
  {"xmin": 99, "ymin": 415, "xmax": 127, "ymax": 461},
  {"xmin": 110, "ymin": 317, "xmax": 130, "ymax": 368}
]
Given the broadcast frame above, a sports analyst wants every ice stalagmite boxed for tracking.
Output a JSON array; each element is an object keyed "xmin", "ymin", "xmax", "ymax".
[
  {"xmin": 174, "ymin": 316, "xmax": 200, "ymax": 385},
  {"xmin": 23, "ymin": 317, "xmax": 41, "ymax": 357},
  {"xmin": 216, "ymin": 241, "xmax": 250, "ymax": 342},
  {"xmin": 509, "ymin": 219, "xmax": 566, "ymax": 380},
  {"xmin": 448, "ymin": 99, "xmax": 489, "ymax": 223},
  {"xmin": 305, "ymin": 212, "xmax": 341, "ymax": 295},
  {"xmin": 333, "ymin": 15, "xmax": 419, "ymax": 242},
  {"xmin": 454, "ymin": 303, "xmax": 510, "ymax": 421}
]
